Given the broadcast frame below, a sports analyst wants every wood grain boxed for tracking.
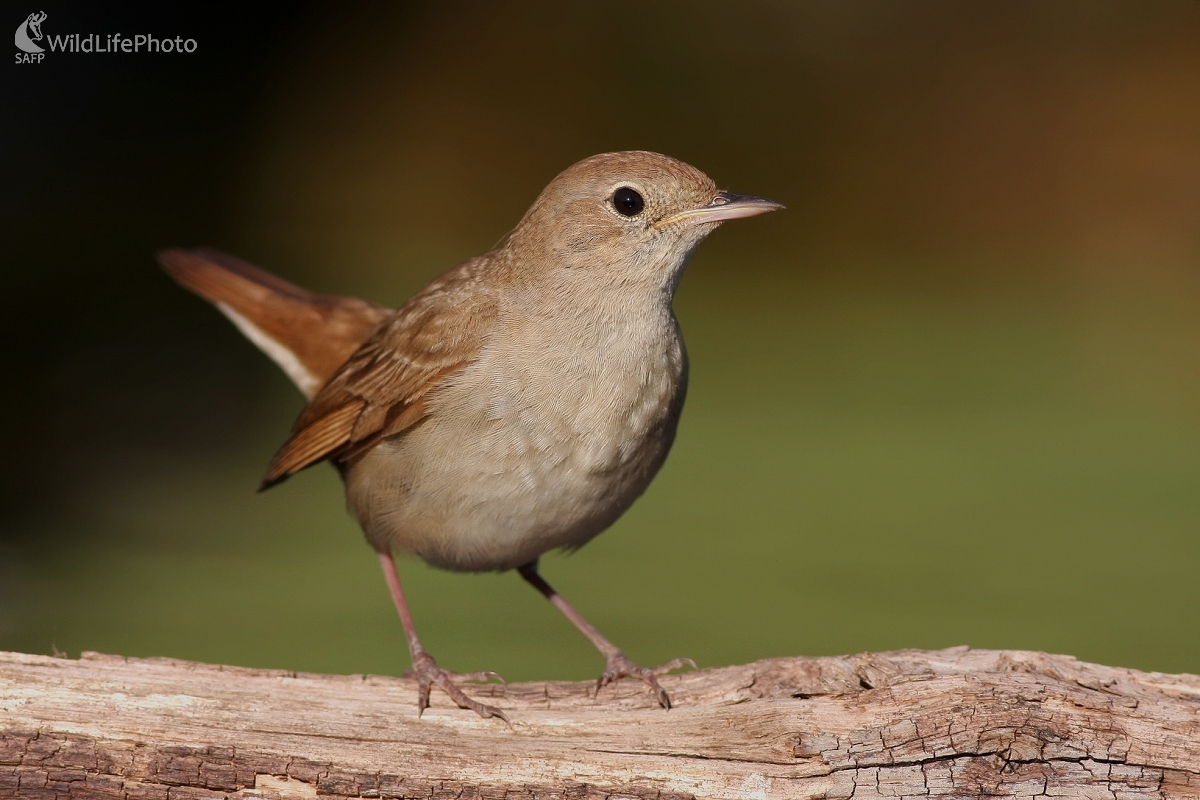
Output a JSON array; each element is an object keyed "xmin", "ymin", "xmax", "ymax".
[{"xmin": 2, "ymin": 648, "xmax": 1197, "ymax": 799}]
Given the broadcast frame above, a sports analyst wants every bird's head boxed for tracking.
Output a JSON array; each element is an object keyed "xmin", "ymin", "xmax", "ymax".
[{"xmin": 504, "ymin": 151, "xmax": 782, "ymax": 294}]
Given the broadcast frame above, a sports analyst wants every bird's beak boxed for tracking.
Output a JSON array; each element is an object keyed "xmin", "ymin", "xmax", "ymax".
[{"xmin": 656, "ymin": 191, "xmax": 785, "ymax": 229}]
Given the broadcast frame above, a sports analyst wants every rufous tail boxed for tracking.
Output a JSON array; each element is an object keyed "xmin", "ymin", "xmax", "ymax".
[{"xmin": 158, "ymin": 248, "xmax": 388, "ymax": 399}]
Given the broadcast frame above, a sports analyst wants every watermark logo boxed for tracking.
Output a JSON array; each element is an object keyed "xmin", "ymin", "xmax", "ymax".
[
  {"xmin": 15, "ymin": 11, "xmax": 197, "ymax": 65},
  {"xmin": 15, "ymin": 10, "xmax": 46, "ymax": 60}
]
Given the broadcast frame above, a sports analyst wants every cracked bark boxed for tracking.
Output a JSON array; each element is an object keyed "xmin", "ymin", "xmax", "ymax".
[{"xmin": 1, "ymin": 648, "xmax": 1197, "ymax": 799}]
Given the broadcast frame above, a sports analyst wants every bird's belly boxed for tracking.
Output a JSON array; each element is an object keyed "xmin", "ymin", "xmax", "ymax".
[{"xmin": 343, "ymin": 347, "xmax": 683, "ymax": 572}]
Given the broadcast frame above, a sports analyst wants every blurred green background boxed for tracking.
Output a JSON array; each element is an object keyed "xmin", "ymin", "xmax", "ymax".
[{"xmin": 3, "ymin": 1, "xmax": 1198, "ymax": 682}]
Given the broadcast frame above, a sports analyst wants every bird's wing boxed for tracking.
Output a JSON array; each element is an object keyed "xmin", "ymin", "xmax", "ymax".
[
  {"xmin": 260, "ymin": 258, "xmax": 498, "ymax": 488},
  {"xmin": 159, "ymin": 248, "xmax": 389, "ymax": 398}
]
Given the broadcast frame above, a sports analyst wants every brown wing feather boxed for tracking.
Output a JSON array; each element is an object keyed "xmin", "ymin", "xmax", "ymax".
[{"xmin": 260, "ymin": 257, "xmax": 498, "ymax": 489}]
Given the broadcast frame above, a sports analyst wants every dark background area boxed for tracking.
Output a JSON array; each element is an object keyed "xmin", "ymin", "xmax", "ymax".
[{"xmin": 3, "ymin": 1, "xmax": 1198, "ymax": 681}]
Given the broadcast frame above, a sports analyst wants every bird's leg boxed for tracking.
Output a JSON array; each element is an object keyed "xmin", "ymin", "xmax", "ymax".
[
  {"xmin": 377, "ymin": 551, "xmax": 506, "ymax": 720},
  {"xmin": 517, "ymin": 561, "xmax": 694, "ymax": 709}
]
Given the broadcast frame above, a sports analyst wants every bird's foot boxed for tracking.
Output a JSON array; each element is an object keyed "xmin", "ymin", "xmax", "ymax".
[
  {"xmin": 404, "ymin": 649, "xmax": 507, "ymax": 720},
  {"xmin": 596, "ymin": 652, "xmax": 696, "ymax": 709}
]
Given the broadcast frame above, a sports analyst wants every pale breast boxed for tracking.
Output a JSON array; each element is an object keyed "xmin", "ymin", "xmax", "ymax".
[{"xmin": 345, "ymin": 304, "xmax": 687, "ymax": 572}]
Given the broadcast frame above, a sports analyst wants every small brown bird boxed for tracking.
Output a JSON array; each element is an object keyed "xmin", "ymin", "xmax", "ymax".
[{"xmin": 161, "ymin": 151, "xmax": 781, "ymax": 719}]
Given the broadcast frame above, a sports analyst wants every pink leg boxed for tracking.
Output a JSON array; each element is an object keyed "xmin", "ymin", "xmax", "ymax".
[
  {"xmin": 377, "ymin": 551, "xmax": 505, "ymax": 720},
  {"xmin": 518, "ymin": 561, "xmax": 694, "ymax": 709}
]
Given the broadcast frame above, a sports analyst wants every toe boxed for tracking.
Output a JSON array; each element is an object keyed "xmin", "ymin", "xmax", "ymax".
[
  {"xmin": 653, "ymin": 657, "xmax": 697, "ymax": 676},
  {"xmin": 406, "ymin": 652, "xmax": 507, "ymax": 720},
  {"xmin": 453, "ymin": 670, "xmax": 507, "ymax": 687},
  {"xmin": 595, "ymin": 652, "xmax": 692, "ymax": 709}
]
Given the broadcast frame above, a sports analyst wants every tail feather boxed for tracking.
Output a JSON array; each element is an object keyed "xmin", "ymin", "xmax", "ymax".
[{"xmin": 158, "ymin": 248, "xmax": 389, "ymax": 399}]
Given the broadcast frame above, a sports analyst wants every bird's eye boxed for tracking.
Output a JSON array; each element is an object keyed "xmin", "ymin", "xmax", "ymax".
[{"xmin": 611, "ymin": 187, "xmax": 644, "ymax": 217}]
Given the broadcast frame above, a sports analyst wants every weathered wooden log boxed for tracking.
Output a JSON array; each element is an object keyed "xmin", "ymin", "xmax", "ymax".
[{"xmin": 1, "ymin": 647, "xmax": 1197, "ymax": 799}]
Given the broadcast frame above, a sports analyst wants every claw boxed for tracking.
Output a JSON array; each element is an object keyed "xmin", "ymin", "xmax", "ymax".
[
  {"xmin": 407, "ymin": 650, "xmax": 508, "ymax": 721},
  {"xmin": 596, "ymin": 652, "xmax": 696, "ymax": 709}
]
